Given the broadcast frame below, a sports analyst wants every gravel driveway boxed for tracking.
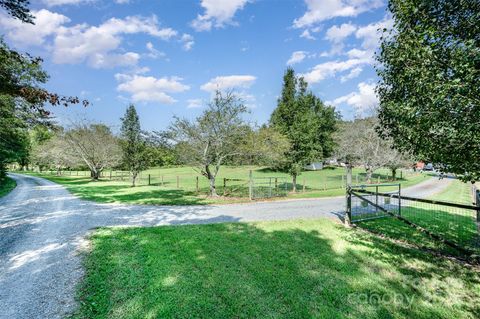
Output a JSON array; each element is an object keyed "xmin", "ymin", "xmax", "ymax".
[{"xmin": 0, "ymin": 173, "xmax": 451, "ymax": 318}]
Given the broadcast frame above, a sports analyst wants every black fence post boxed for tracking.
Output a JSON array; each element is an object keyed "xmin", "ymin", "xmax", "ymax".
[
  {"xmin": 196, "ymin": 176, "xmax": 199, "ymax": 193},
  {"xmin": 345, "ymin": 186, "xmax": 352, "ymax": 226},
  {"xmin": 398, "ymin": 184, "xmax": 402, "ymax": 216},
  {"xmin": 148, "ymin": 174, "xmax": 151, "ymax": 186}
]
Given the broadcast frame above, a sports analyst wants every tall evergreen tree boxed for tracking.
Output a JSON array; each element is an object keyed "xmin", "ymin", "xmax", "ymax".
[
  {"xmin": 271, "ymin": 68, "xmax": 338, "ymax": 192},
  {"xmin": 120, "ymin": 104, "xmax": 149, "ymax": 187}
]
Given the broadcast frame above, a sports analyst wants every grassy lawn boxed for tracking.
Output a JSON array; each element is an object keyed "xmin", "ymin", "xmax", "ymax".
[
  {"xmin": 72, "ymin": 218, "xmax": 480, "ymax": 319},
  {"xmin": 0, "ymin": 176, "xmax": 16, "ymax": 198},
  {"xmin": 20, "ymin": 166, "xmax": 430, "ymax": 205},
  {"xmin": 360, "ymin": 178, "xmax": 479, "ymax": 255}
]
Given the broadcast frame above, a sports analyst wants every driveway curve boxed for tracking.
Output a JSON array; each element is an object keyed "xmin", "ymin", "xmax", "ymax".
[{"xmin": 0, "ymin": 173, "xmax": 451, "ymax": 318}]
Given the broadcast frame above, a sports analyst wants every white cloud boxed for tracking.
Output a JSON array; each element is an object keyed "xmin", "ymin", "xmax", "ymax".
[
  {"xmin": 191, "ymin": 0, "xmax": 250, "ymax": 31},
  {"xmin": 355, "ymin": 18, "xmax": 393, "ymax": 51},
  {"xmin": 200, "ymin": 75, "xmax": 256, "ymax": 92},
  {"xmin": 293, "ymin": 0, "xmax": 383, "ymax": 28},
  {"xmin": 325, "ymin": 23, "xmax": 356, "ymax": 42},
  {"xmin": 52, "ymin": 15, "xmax": 176, "ymax": 67},
  {"xmin": 0, "ymin": 10, "xmax": 184, "ymax": 69},
  {"xmin": 181, "ymin": 33, "xmax": 194, "ymax": 51},
  {"xmin": 346, "ymin": 48, "xmax": 369, "ymax": 59},
  {"xmin": 89, "ymin": 52, "xmax": 140, "ymax": 68},
  {"xmin": 115, "ymin": 74, "xmax": 190, "ymax": 104},
  {"xmin": 187, "ymin": 98, "xmax": 203, "ymax": 108},
  {"xmin": 146, "ymin": 42, "xmax": 166, "ymax": 59},
  {"xmin": 340, "ymin": 67, "xmax": 362, "ymax": 82},
  {"xmin": 0, "ymin": 9, "xmax": 70, "ymax": 46},
  {"xmin": 42, "ymin": 0, "xmax": 93, "ymax": 6},
  {"xmin": 301, "ymin": 57, "xmax": 370, "ymax": 83},
  {"xmin": 329, "ymin": 82, "xmax": 377, "ymax": 114},
  {"xmin": 300, "ymin": 29, "xmax": 316, "ymax": 40},
  {"xmin": 287, "ymin": 51, "xmax": 308, "ymax": 65}
]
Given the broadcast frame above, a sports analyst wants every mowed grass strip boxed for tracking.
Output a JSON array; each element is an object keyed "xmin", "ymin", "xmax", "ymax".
[
  {"xmin": 72, "ymin": 219, "xmax": 480, "ymax": 319},
  {"xmin": 22, "ymin": 166, "xmax": 430, "ymax": 205},
  {"xmin": 0, "ymin": 176, "xmax": 16, "ymax": 198}
]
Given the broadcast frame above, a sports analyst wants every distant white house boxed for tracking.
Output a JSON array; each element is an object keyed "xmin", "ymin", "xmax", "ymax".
[{"xmin": 304, "ymin": 162, "xmax": 324, "ymax": 171}]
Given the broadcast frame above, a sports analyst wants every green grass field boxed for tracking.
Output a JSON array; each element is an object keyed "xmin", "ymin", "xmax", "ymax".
[
  {"xmin": 72, "ymin": 218, "xmax": 480, "ymax": 319},
  {"xmin": 23, "ymin": 166, "xmax": 429, "ymax": 205},
  {"xmin": 360, "ymin": 178, "xmax": 479, "ymax": 255},
  {"xmin": 0, "ymin": 176, "xmax": 16, "ymax": 198}
]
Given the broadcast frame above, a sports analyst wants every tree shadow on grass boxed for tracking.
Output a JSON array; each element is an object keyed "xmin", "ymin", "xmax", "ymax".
[{"xmin": 74, "ymin": 222, "xmax": 480, "ymax": 319}]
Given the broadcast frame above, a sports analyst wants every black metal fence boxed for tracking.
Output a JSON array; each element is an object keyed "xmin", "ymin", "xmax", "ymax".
[{"xmin": 347, "ymin": 184, "xmax": 480, "ymax": 256}]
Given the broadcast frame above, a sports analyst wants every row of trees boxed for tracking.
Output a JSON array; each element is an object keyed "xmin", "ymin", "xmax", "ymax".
[{"xmin": 27, "ymin": 71, "xmax": 411, "ymax": 197}]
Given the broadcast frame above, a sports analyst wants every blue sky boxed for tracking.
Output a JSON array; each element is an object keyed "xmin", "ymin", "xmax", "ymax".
[{"xmin": 0, "ymin": 0, "xmax": 391, "ymax": 131}]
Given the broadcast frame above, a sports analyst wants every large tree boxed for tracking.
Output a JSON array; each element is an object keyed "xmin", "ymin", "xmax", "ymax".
[
  {"xmin": 171, "ymin": 91, "xmax": 288, "ymax": 196},
  {"xmin": 336, "ymin": 117, "xmax": 411, "ymax": 183},
  {"xmin": 63, "ymin": 123, "xmax": 121, "ymax": 180},
  {"xmin": 120, "ymin": 105, "xmax": 149, "ymax": 187},
  {"xmin": 0, "ymin": 95, "xmax": 29, "ymax": 178},
  {"xmin": 0, "ymin": 3, "xmax": 86, "ymax": 179},
  {"xmin": 270, "ymin": 68, "xmax": 338, "ymax": 191},
  {"xmin": 376, "ymin": 0, "xmax": 480, "ymax": 182}
]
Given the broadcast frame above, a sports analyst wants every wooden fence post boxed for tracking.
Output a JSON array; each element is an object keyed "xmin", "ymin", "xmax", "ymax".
[
  {"xmin": 275, "ymin": 178, "xmax": 278, "ymax": 191},
  {"xmin": 223, "ymin": 178, "xmax": 227, "ymax": 196},
  {"xmin": 148, "ymin": 174, "xmax": 151, "ymax": 186},
  {"xmin": 161, "ymin": 175, "xmax": 164, "ymax": 186},
  {"xmin": 196, "ymin": 176, "xmax": 199, "ymax": 193},
  {"xmin": 176, "ymin": 176, "xmax": 179, "ymax": 188}
]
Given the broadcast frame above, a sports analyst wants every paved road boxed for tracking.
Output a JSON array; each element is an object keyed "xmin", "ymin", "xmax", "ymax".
[{"xmin": 0, "ymin": 173, "xmax": 452, "ymax": 318}]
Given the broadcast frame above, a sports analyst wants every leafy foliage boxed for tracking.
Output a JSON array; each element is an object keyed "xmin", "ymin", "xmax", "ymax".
[
  {"xmin": 376, "ymin": 0, "xmax": 480, "ymax": 181},
  {"xmin": 270, "ymin": 68, "xmax": 338, "ymax": 190},
  {"xmin": 0, "ymin": 0, "xmax": 33, "ymax": 24},
  {"xmin": 120, "ymin": 105, "xmax": 150, "ymax": 186},
  {"xmin": 170, "ymin": 91, "xmax": 251, "ymax": 196},
  {"xmin": 63, "ymin": 123, "xmax": 121, "ymax": 179},
  {"xmin": 171, "ymin": 91, "xmax": 288, "ymax": 196},
  {"xmin": 336, "ymin": 117, "xmax": 412, "ymax": 182}
]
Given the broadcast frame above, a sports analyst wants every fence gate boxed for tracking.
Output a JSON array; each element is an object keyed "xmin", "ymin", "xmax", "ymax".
[
  {"xmin": 346, "ymin": 183, "xmax": 480, "ymax": 257},
  {"xmin": 250, "ymin": 177, "xmax": 288, "ymax": 200},
  {"xmin": 346, "ymin": 183, "xmax": 401, "ymax": 223}
]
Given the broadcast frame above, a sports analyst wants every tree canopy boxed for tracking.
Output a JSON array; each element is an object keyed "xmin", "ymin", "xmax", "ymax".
[
  {"xmin": 120, "ymin": 104, "xmax": 150, "ymax": 186},
  {"xmin": 171, "ymin": 91, "xmax": 288, "ymax": 196},
  {"xmin": 270, "ymin": 68, "xmax": 338, "ymax": 191},
  {"xmin": 376, "ymin": 0, "xmax": 480, "ymax": 182}
]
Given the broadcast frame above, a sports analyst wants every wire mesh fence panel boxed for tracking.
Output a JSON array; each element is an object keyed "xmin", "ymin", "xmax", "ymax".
[
  {"xmin": 251, "ymin": 177, "xmax": 288, "ymax": 200},
  {"xmin": 349, "ymin": 184, "xmax": 401, "ymax": 222},
  {"xmin": 347, "ymin": 184, "xmax": 480, "ymax": 255},
  {"xmin": 396, "ymin": 197, "xmax": 478, "ymax": 251}
]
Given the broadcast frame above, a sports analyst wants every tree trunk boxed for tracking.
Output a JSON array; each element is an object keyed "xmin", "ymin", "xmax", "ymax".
[
  {"xmin": 292, "ymin": 174, "xmax": 297, "ymax": 192},
  {"xmin": 91, "ymin": 169, "xmax": 100, "ymax": 180},
  {"xmin": 391, "ymin": 168, "xmax": 397, "ymax": 181},
  {"xmin": 209, "ymin": 177, "xmax": 218, "ymax": 197},
  {"xmin": 131, "ymin": 172, "xmax": 137, "ymax": 187},
  {"xmin": 366, "ymin": 167, "xmax": 373, "ymax": 183},
  {"xmin": 204, "ymin": 164, "xmax": 218, "ymax": 197}
]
